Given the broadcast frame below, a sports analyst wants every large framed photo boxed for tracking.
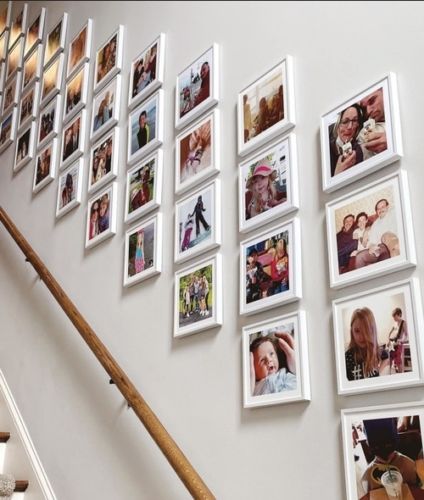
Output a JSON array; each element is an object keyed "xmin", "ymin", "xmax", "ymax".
[
  {"xmin": 123, "ymin": 213, "xmax": 163, "ymax": 288},
  {"xmin": 0, "ymin": 2, "xmax": 11, "ymax": 36},
  {"xmin": 124, "ymin": 149, "xmax": 163, "ymax": 225},
  {"xmin": 85, "ymin": 182, "xmax": 118, "ymax": 250},
  {"xmin": 88, "ymin": 126, "xmax": 119, "ymax": 194},
  {"xmin": 326, "ymin": 170, "xmax": 416, "ymax": 289},
  {"xmin": 175, "ymin": 43, "xmax": 219, "ymax": 130},
  {"xmin": 0, "ymin": 30, "xmax": 9, "ymax": 62},
  {"xmin": 18, "ymin": 81, "xmax": 39, "ymax": 132},
  {"xmin": 55, "ymin": 158, "xmax": 83, "ymax": 219},
  {"xmin": 40, "ymin": 53, "xmax": 65, "ymax": 109},
  {"xmin": 341, "ymin": 401, "xmax": 424, "ymax": 500},
  {"xmin": 93, "ymin": 25, "xmax": 124, "ymax": 94},
  {"xmin": 8, "ymin": 3, "xmax": 27, "ymax": 50},
  {"xmin": 90, "ymin": 74, "xmax": 121, "ymax": 143},
  {"xmin": 333, "ymin": 278, "xmax": 424, "ymax": 397},
  {"xmin": 63, "ymin": 62, "xmax": 89, "ymax": 124},
  {"xmin": 127, "ymin": 89, "xmax": 163, "ymax": 166},
  {"xmin": 2, "ymin": 70, "xmax": 21, "ymax": 117},
  {"xmin": 44, "ymin": 12, "xmax": 68, "ymax": 69},
  {"xmin": 67, "ymin": 18, "xmax": 92, "ymax": 80},
  {"xmin": 33, "ymin": 138, "xmax": 57, "ymax": 193},
  {"xmin": 240, "ymin": 218, "xmax": 302, "ymax": 317},
  {"xmin": 238, "ymin": 133, "xmax": 299, "ymax": 234},
  {"xmin": 175, "ymin": 109, "xmax": 220, "ymax": 196},
  {"xmin": 0, "ymin": 107, "xmax": 17, "ymax": 154},
  {"xmin": 13, "ymin": 120, "xmax": 35, "ymax": 172},
  {"xmin": 321, "ymin": 73, "xmax": 402, "ymax": 194},
  {"xmin": 174, "ymin": 254, "xmax": 222, "ymax": 338},
  {"xmin": 128, "ymin": 32, "xmax": 165, "ymax": 110},
  {"xmin": 22, "ymin": 44, "xmax": 42, "ymax": 93},
  {"xmin": 6, "ymin": 35, "xmax": 24, "ymax": 81},
  {"xmin": 242, "ymin": 311, "xmax": 310, "ymax": 409},
  {"xmin": 237, "ymin": 55, "xmax": 296, "ymax": 158},
  {"xmin": 24, "ymin": 7, "xmax": 45, "ymax": 58},
  {"xmin": 60, "ymin": 109, "xmax": 86, "ymax": 171},
  {"xmin": 37, "ymin": 94, "xmax": 60, "ymax": 151},
  {"xmin": 174, "ymin": 178, "xmax": 221, "ymax": 264}
]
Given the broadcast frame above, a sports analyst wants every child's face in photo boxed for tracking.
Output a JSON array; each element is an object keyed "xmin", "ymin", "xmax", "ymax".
[{"xmin": 253, "ymin": 340, "xmax": 279, "ymax": 380}]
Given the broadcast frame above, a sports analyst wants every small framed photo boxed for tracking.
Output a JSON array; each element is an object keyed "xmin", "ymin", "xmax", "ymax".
[
  {"xmin": 90, "ymin": 74, "xmax": 121, "ymax": 143},
  {"xmin": 0, "ymin": 30, "xmax": 9, "ymax": 62},
  {"xmin": 242, "ymin": 311, "xmax": 310, "ymax": 408},
  {"xmin": 240, "ymin": 218, "xmax": 302, "ymax": 317},
  {"xmin": 33, "ymin": 138, "xmax": 57, "ymax": 193},
  {"xmin": 44, "ymin": 12, "xmax": 68, "ymax": 69},
  {"xmin": 6, "ymin": 35, "xmax": 24, "ymax": 81},
  {"xmin": 0, "ymin": 61, "xmax": 5, "ymax": 93},
  {"xmin": 321, "ymin": 73, "xmax": 403, "ymax": 194},
  {"xmin": 123, "ymin": 213, "xmax": 163, "ymax": 288},
  {"xmin": 0, "ymin": 107, "xmax": 17, "ymax": 154},
  {"xmin": 333, "ymin": 278, "xmax": 424, "ymax": 397},
  {"xmin": 22, "ymin": 43, "xmax": 42, "ymax": 93},
  {"xmin": 127, "ymin": 89, "xmax": 164, "ymax": 166},
  {"xmin": 326, "ymin": 170, "xmax": 416, "ymax": 289},
  {"xmin": 0, "ymin": 2, "xmax": 11, "ymax": 36},
  {"xmin": 63, "ymin": 62, "xmax": 88, "ymax": 124},
  {"xmin": 124, "ymin": 149, "xmax": 163, "ymax": 225},
  {"xmin": 55, "ymin": 158, "xmax": 83, "ymax": 218},
  {"xmin": 40, "ymin": 53, "xmax": 65, "ymax": 109},
  {"xmin": 18, "ymin": 81, "xmax": 39, "ymax": 132},
  {"xmin": 8, "ymin": 3, "xmax": 27, "ymax": 50},
  {"xmin": 88, "ymin": 127, "xmax": 119, "ymax": 195},
  {"xmin": 174, "ymin": 254, "xmax": 222, "ymax": 338},
  {"xmin": 85, "ymin": 182, "xmax": 118, "ymax": 250},
  {"xmin": 60, "ymin": 109, "xmax": 86, "ymax": 171},
  {"xmin": 128, "ymin": 32, "xmax": 165, "ymax": 110},
  {"xmin": 175, "ymin": 43, "xmax": 219, "ymax": 131},
  {"xmin": 341, "ymin": 401, "xmax": 424, "ymax": 500},
  {"xmin": 37, "ymin": 94, "xmax": 60, "ymax": 151},
  {"xmin": 2, "ymin": 70, "xmax": 21, "ymax": 117},
  {"xmin": 238, "ymin": 133, "xmax": 299, "ymax": 234},
  {"xmin": 67, "ymin": 18, "xmax": 92, "ymax": 80},
  {"xmin": 174, "ymin": 178, "xmax": 221, "ymax": 264},
  {"xmin": 175, "ymin": 109, "xmax": 220, "ymax": 196},
  {"xmin": 237, "ymin": 55, "xmax": 296, "ymax": 158},
  {"xmin": 24, "ymin": 7, "xmax": 45, "ymax": 58},
  {"xmin": 13, "ymin": 120, "xmax": 35, "ymax": 172},
  {"xmin": 93, "ymin": 25, "xmax": 124, "ymax": 94}
]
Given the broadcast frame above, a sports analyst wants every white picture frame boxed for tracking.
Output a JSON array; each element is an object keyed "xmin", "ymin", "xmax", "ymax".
[
  {"xmin": 326, "ymin": 170, "xmax": 417, "ymax": 289},
  {"xmin": 175, "ymin": 43, "xmax": 219, "ymax": 131},
  {"xmin": 123, "ymin": 212, "xmax": 163, "ymax": 288},
  {"xmin": 24, "ymin": 7, "xmax": 45, "ymax": 58},
  {"xmin": 242, "ymin": 311, "xmax": 310, "ymax": 408},
  {"xmin": 88, "ymin": 126, "xmax": 119, "ymax": 195},
  {"xmin": 37, "ymin": 93, "xmax": 60, "ymax": 151},
  {"xmin": 22, "ymin": 43, "xmax": 43, "ymax": 94},
  {"xmin": 0, "ymin": 30, "xmax": 9, "ymax": 63},
  {"xmin": 93, "ymin": 25, "xmax": 124, "ymax": 94},
  {"xmin": 8, "ymin": 3, "xmax": 27, "ymax": 50},
  {"xmin": 33, "ymin": 137, "xmax": 57, "ymax": 193},
  {"xmin": 0, "ymin": 107, "xmax": 17, "ymax": 154},
  {"xmin": 85, "ymin": 182, "xmax": 118, "ymax": 250},
  {"xmin": 90, "ymin": 74, "xmax": 121, "ymax": 143},
  {"xmin": 6, "ymin": 34, "xmax": 24, "ymax": 81},
  {"xmin": 13, "ymin": 120, "xmax": 35, "ymax": 172},
  {"xmin": 0, "ymin": 2, "xmax": 11, "ymax": 37},
  {"xmin": 55, "ymin": 158, "xmax": 83, "ymax": 219},
  {"xmin": 237, "ymin": 55, "xmax": 296, "ymax": 158},
  {"xmin": 43, "ymin": 12, "xmax": 68, "ymax": 69},
  {"xmin": 40, "ymin": 52, "xmax": 65, "ymax": 109},
  {"xmin": 63, "ymin": 62, "xmax": 89, "ymax": 124},
  {"xmin": 18, "ymin": 80, "xmax": 39, "ymax": 132},
  {"xmin": 60, "ymin": 109, "xmax": 86, "ymax": 171},
  {"xmin": 66, "ymin": 18, "xmax": 92, "ymax": 80},
  {"xmin": 2, "ymin": 70, "xmax": 21, "ymax": 117}
]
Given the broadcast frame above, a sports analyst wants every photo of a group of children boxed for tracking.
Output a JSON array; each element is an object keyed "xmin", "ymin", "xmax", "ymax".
[{"xmin": 178, "ymin": 263, "xmax": 212, "ymax": 327}]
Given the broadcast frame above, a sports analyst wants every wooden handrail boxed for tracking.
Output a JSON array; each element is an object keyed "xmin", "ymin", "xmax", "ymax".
[{"xmin": 0, "ymin": 206, "xmax": 216, "ymax": 500}]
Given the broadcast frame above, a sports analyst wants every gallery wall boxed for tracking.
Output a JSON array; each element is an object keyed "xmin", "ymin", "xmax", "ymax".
[{"xmin": 0, "ymin": 1, "xmax": 424, "ymax": 499}]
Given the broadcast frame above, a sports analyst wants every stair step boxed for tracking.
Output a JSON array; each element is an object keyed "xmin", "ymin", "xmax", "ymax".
[
  {"xmin": 0, "ymin": 433, "xmax": 10, "ymax": 443},
  {"xmin": 14, "ymin": 480, "xmax": 29, "ymax": 492}
]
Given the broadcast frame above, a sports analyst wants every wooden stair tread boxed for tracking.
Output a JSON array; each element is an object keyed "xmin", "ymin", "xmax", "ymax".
[
  {"xmin": 14, "ymin": 480, "xmax": 29, "ymax": 492},
  {"xmin": 0, "ymin": 432, "xmax": 10, "ymax": 443}
]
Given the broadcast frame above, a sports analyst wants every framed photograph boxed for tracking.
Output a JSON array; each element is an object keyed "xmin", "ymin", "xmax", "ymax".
[
  {"xmin": 242, "ymin": 311, "xmax": 310, "ymax": 409},
  {"xmin": 238, "ymin": 133, "xmax": 299, "ymax": 234},
  {"xmin": 0, "ymin": 30, "xmax": 8, "ymax": 62},
  {"xmin": 40, "ymin": 53, "xmax": 64, "ymax": 109},
  {"xmin": 124, "ymin": 149, "xmax": 163, "ymax": 225},
  {"xmin": 0, "ymin": 107, "xmax": 17, "ymax": 154},
  {"xmin": 67, "ymin": 18, "xmax": 92, "ymax": 80},
  {"xmin": 90, "ymin": 74, "xmax": 121, "ymax": 143},
  {"xmin": 88, "ymin": 127, "xmax": 119, "ymax": 195},
  {"xmin": 240, "ymin": 218, "xmax": 302, "ymax": 317},
  {"xmin": 237, "ymin": 55, "xmax": 296, "ymax": 158},
  {"xmin": 18, "ymin": 81, "xmax": 39, "ymax": 132},
  {"xmin": 174, "ymin": 178, "xmax": 221, "ymax": 264},
  {"xmin": 6, "ymin": 35, "xmax": 23, "ymax": 81},
  {"xmin": 123, "ymin": 213, "xmax": 163, "ymax": 288},
  {"xmin": 8, "ymin": 3, "xmax": 27, "ymax": 50},
  {"xmin": 55, "ymin": 158, "xmax": 83, "ymax": 218},
  {"xmin": 127, "ymin": 89, "xmax": 164, "ymax": 166},
  {"xmin": 321, "ymin": 73, "xmax": 403, "ymax": 194},
  {"xmin": 13, "ymin": 120, "xmax": 35, "ymax": 172},
  {"xmin": 24, "ymin": 7, "xmax": 45, "ymax": 58},
  {"xmin": 2, "ymin": 70, "xmax": 21, "ymax": 117},
  {"xmin": 128, "ymin": 32, "xmax": 165, "ymax": 110},
  {"xmin": 0, "ymin": 2, "xmax": 11, "ymax": 36},
  {"xmin": 44, "ymin": 12, "xmax": 68, "ymax": 69},
  {"xmin": 93, "ymin": 25, "xmax": 124, "ymax": 94},
  {"xmin": 22, "ymin": 43, "xmax": 42, "ymax": 93},
  {"xmin": 33, "ymin": 138, "xmax": 57, "ymax": 193},
  {"xmin": 175, "ymin": 43, "xmax": 219, "ymax": 130},
  {"xmin": 333, "ymin": 278, "xmax": 424, "ymax": 398},
  {"xmin": 0, "ymin": 61, "xmax": 5, "ymax": 94},
  {"xmin": 63, "ymin": 62, "xmax": 88, "ymax": 124},
  {"xmin": 174, "ymin": 254, "xmax": 222, "ymax": 338},
  {"xmin": 326, "ymin": 170, "xmax": 416, "ymax": 289},
  {"xmin": 37, "ymin": 94, "xmax": 60, "ymax": 151},
  {"xmin": 60, "ymin": 109, "xmax": 86, "ymax": 171},
  {"xmin": 175, "ymin": 108, "xmax": 220, "ymax": 196},
  {"xmin": 85, "ymin": 182, "xmax": 118, "ymax": 250},
  {"xmin": 341, "ymin": 401, "xmax": 424, "ymax": 500}
]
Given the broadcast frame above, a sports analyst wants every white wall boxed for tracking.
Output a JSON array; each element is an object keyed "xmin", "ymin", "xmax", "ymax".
[{"xmin": 0, "ymin": 1, "xmax": 424, "ymax": 499}]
